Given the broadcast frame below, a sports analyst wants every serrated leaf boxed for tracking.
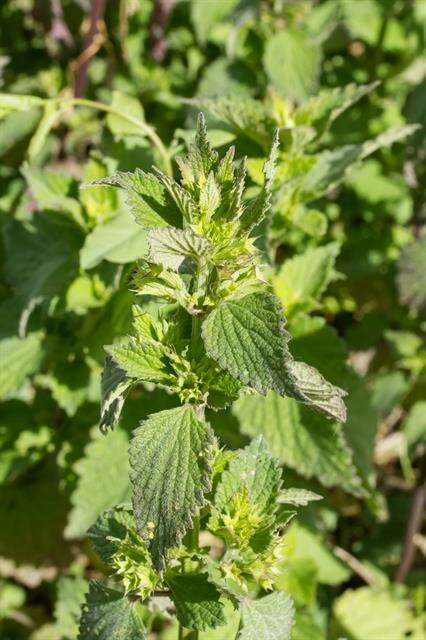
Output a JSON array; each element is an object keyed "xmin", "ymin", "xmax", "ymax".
[
  {"xmin": 214, "ymin": 436, "xmax": 281, "ymax": 516},
  {"xmin": 88, "ymin": 506, "xmax": 134, "ymax": 565},
  {"xmin": 202, "ymin": 292, "xmax": 293, "ymax": 396},
  {"xmin": 189, "ymin": 113, "xmax": 220, "ymax": 179},
  {"xmin": 65, "ymin": 428, "xmax": 131, "ymax": 538},
  {"xmin": 153, "ymin": 168, "xmax": 197, "ymax": 223},
  {"xmin": 272, "ymin": 243, "xmax": 340, "ymax": 315},
  {"xmin": 78, "ymin": 581, "xmax": 146, "ymax": 640},
  {"xmin": 295, "ymin": 81, "xmax": 380, "ymax": 136},
  {"xmin": 264, "ymin": 30, "xmax": 322, "ymax": 102},
  {"xmin": 83, "ymin": 169, "xmax": 181, "ymax": 228},
  {"xmin": 106, "ymin": 337, "xmax": 170, "ymax": 384},
  {"xmin": 187, "ymin": 96, "xmax": 272, "ymax": 151},
  {"xmin": 202, "ymin": 292, "xmax": 346, "ymax": 420},
  {"xmin": 278, "ymin": 488, "xmax": 322, "ymax": 506},
  {"xmin": 169, "ymin": 573, "xmax": 226, "ymax": 631},
  {"xmin": 100, "ymin": 357, "xmax": 133, "ymax": 434},
  {"xmin": 147, "ymin": 226, "xmax": 211, "ymax": 272},
  {"xmin": 286, "ymin": 360, "xmax": 347, "ymax": 423},
  {"xmin": 129, "ymin": 406, "xmax": 214, "ymax": 569},
  {"xmin": 233, "ymin": 392, "xmax": 361, "ymax": 494},
  {"xmin": 0, "ymin": 332, "xmax": 44, "ymax": 399},
  {"xmin": 80, "ymin": 211, "xmax": 148, "ymax": 270},
  {"xmin": 238, "ymin": 591, "xmax": 295, "ymax": 640},
  {"xmin": 240, "ymin": 129, "xmax": 279, "ymax": 231},
  {"xmin": 361, "ymin": 124, "xmax": 421, "ymax": 158},
  {"xmin": 298, "ymin": 145, "xmax": 363, "ymax": 201}
]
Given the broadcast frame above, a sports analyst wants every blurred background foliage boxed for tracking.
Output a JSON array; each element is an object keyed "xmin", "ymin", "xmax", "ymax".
[{"xmin": 0, "ymin": 0, "xmax": 425, "ymax": 638}]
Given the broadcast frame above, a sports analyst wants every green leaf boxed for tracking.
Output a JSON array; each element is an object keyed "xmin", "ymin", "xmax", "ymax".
[
  {"xmin": 264, "ymin": 30, "xmax": 322, "ymax": 102},
  {"xmin": 88, "ymin": 506, "xmax": 134, "ymax": 565},
  {"xmin": 80, "ymin": 211, "xmax": 148, "ymax": 270},
  {"xmin": 397, "ymin": 232, "xmax": 426, "ymax": 313},
  {"xmin": 191, "ymin": 0, "xmax": 238, "ymax": 44},
  {"xmin": 147, "ymin": 226, "xmax": 211, "ymax": 272},
  {"xmin": 100, "ymin": 357, "xmax": 133, "ymax": 434},
  {"xmin": 0, "ymin": 108, "xmax": 41, "ymax": 156},
  {"xmin": 106, "ymin": 91, "xmax": 145, "ymax": 138},
  {"xmin": 278, "ymin": 488, "xmax": 322, "ymax": 507},
  {"xmin": 36, "ymin": 360, "xmax": 90, "ymax": 417},
  {"xmin": 285, "ymin": 360, "xmax": 347, "ymax": 423},
  {"xmin": 202, "ymin": 292, "xmax": 293, "ymax": 396},
  {"xmin": 203, "ymin": 292, "xmax": 346, "ymax": 421},
  {"xmin": 286, "ymin": 523, "xmax": 350, "ymax": 585},
  {"xmin": 78, "ymin": 581, "xmax": 146, "ymax": 640},
  {"xmin": 22, "ymin": 165, "xmax": 83, "ymax": 224},
  {"xmin": 153, "ymin": 169, "xmax": 198, "ymax": 223},
  {"xmin": 333, "ymin": 587, "xmax": 416, "ymax": 640},
  {"xmin": 65, "ymin": 427, "xmax": 131, "ymax": 538},
  {"xmin": 240, "ymin": 129, "xmax": 280, "ymax": 231},
  {"xmin": 272, "ymin": 243, "xmax": 340, "ymax": 315},
  {"xmin": 233, "ymin": 392, "xmax": 361, "ymax": 493},
  {"xmin": 106, "ymin": 337, "xmax": 170, "ymax": 384},
  {"xmin": 238, "ymin": 591, "xmax": 295, "ymax": 640},
  {"xmin": 169, "ymin": 573, "xmax": 226, "ymax": 631},
  {"xmin": 0, "ymin": 461, "xmax": 71, "ymax": 567},
  {"xmin": 295, "ymin": 82, "xmax": 380, "ymax": 136},
  {"xmin": 84, "ymin": 169, "xmax": 181, "ymax": 228},
  {"xmin": 403, "ymin": 401, "xmax": 426, "ymax": 449},
  {"xmin": 54, "ymin": 577, "xmax": 88, "ymax": 640},
  {"xmin": 0, "ymin": 581, "xmax": 26, "ymax": 619},
  {"xmin": 214, "ymin": 436, "xmax": 281, "ymax": 517},
  {"xmin": 129, "ymin": 406, "xmax": 214, "ymax": 569},
  {"xmin": 298, "ymin": 145, "xmax": 363, "ymax": 201},
  {"xmin": 276, "ymin": 558, "xmax": 318, "ymax": 607},
  {"xmin": 2, "ymin": 214, "xmax": 82, "ymax": 312},
  {"xmin": 188, "ymin": 96, "xmax": 271, "ymax": 150},
  {"xmin": 370, "ymin": 371, "xmax": 408, "ymax": 416},
  {"xmin": 0, "ymin": 333, "xmax": 44, "ymax": 399}
]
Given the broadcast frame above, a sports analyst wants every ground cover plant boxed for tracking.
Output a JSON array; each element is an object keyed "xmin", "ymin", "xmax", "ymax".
[{"xmin": 0, "ymin": 1, "xmax": 425, "ymax": 639}]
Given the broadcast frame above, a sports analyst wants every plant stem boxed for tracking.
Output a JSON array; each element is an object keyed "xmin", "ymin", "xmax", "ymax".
[
  {"xmin": 57, "ymin": 97, "xmax": 173, "ymax": 175},
  {"xmin": 177, "ymin": 516, "xmax": 199, "ymax": 640}
]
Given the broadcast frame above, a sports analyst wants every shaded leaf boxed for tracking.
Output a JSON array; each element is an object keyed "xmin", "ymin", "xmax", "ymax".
[
  {"xmin": 169, "ymin": 573, "xmax": 226, "ymax": 631},
  {"xmin": 78, "ymin": 581, "xmax": 146, "ymax": 640}
]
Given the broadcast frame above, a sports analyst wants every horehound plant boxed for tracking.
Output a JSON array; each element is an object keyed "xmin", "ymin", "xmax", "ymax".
[{"xmin": 77, "ymin": 115, "xmax": 344, "ymax": 639}]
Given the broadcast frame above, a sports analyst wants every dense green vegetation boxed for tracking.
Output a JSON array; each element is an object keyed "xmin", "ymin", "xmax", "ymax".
[{"xmin": 0, "ymin": 1, "xmax": 425, "ymax": 638}]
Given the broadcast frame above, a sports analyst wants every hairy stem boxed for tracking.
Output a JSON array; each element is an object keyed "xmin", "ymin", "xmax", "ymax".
[{"xmin": 178, "ymin": 516, "xmax": 199, "ymax": 640}]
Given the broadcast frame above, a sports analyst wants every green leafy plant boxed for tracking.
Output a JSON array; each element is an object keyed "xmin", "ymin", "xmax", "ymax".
[
  {"xmin": 1, "ymin": 1, "xmax": 425, "ymax": 638},
  {"xmin": 75, "ymin": 115, "xmax": 351, "ymax": 638}
]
